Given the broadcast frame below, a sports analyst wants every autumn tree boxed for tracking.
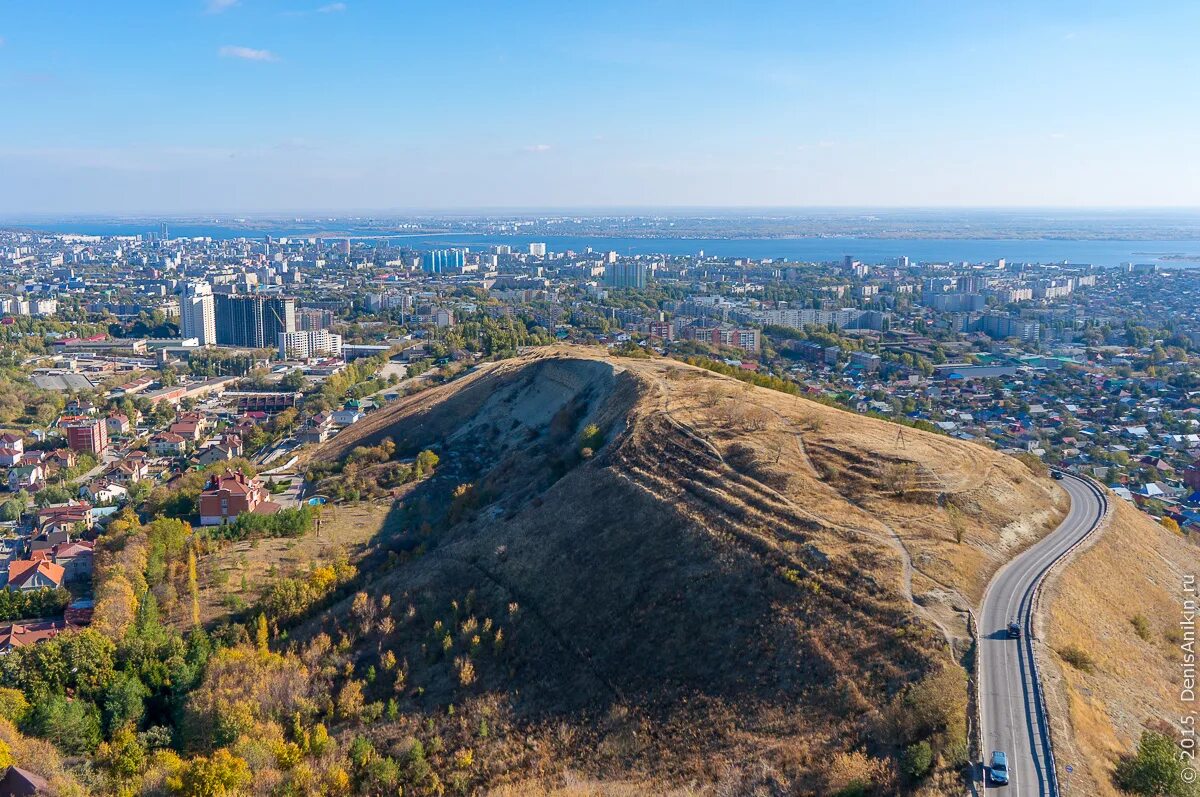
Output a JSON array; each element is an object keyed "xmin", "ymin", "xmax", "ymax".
[
  {"xmin": 187, "ymin": 547, "xmax": 200, "ymax": 627},
  {"xmin": 255, "ymin": 614, "xmax": 269, "ymax": 653},
  {"xmin": 167, "ymin": 748, "xmax": 253, "ymax": 797}
]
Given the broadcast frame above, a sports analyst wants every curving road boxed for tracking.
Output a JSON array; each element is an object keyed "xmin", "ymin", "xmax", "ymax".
[{"xmin": 978, "ymin": 472, "xmax": 1107, "ymax": 795}]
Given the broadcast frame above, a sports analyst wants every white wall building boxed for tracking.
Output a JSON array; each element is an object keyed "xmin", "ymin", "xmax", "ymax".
[
  {"xmin": 279, "ymin": 329, "xmax": 344, "ymax": 359},
  {"xmin": 179, "ymin": 282, "xmax": 216, "ymax": 345}
]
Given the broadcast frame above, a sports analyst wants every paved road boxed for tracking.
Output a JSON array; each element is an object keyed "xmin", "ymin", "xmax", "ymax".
[{"xmin": 978, "ymin": 472, "xmax": 1106, "ymax": 795}]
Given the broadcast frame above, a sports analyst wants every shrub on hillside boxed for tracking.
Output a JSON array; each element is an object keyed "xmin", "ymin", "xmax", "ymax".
[
  {"xmin": 579, "ymin": 423, "xmax": 604, "ymax": 453},
  {"xmin": 1014, "ymin": 452, "xmax": 1049, "ymax": 477},
  {"xmin": 901, "ymin": 741, "xmax": 933, "ymax": 780},
  {"xmin": 260, "ymin": 555, "xmax": 356, "ymax": 623},
  {"xmin": 824, "ymin": 749, "xmax": 890, "ymax": 796},
  {"xmin": 895, "ymin": 666, "xmax": 968, "ymax": 744},
  {"xmin": 1130, "ymin": 614, "xmax": 1153, "ymax": 641},
  {"xmin": 1057, "ymin": 645, "xmax": 1097, "ymax": 673},
  {"xmin": 1116, "ymin": 730, "xmax": 1199, "ymax": 797}
]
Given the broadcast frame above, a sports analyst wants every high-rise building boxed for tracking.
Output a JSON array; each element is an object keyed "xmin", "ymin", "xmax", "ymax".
[
  {"xmin": 214, "ymin": 294, "xmax": 296, "ymax": 349},
  {"xmin": 297, "ymin": 307, "xmax": 334, "ymax": 331},
  {"xmin": 977, "ymin": 314, "xmax": 1041, "ymax": 342},
  {"xmin": 179, "ymin": 282, "xmax": 216, "ymax": 345},
  {"xmin": 528, "ymin": 242, "xmax": 547, "ymax": 257},
  {"xmin": 604, "ymin": 262, "xmax": 647, "ymax": 289},
  {"xmin": 424, "ymin": 249, "xmax": 466, "ymax": 274}
]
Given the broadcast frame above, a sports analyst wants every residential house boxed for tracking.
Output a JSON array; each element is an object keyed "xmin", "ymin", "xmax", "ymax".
[
  {"xmin": 44, "ymin": 449, "xmax": 76, "ymax": 471},
  {"xmin": 194, "ymin": 434, "xmax": 244, "ymax": 467},
  {"xmin": 176, "ymin": 411, "xmax": 207, "ymax": 428},
  {"xmin": 66, "ymin": 398, "xmax": 96, "ymax": 416},
  {"xmin": 80, "ymin": 480, "xmax": 128, "ymax": 506},
  {"xmin": 29, "ymin": 530, "xmax": 70, "ymax": 555},
  {"xmin": 105, "ymin": 413, "xmax": 131, "ymax": 435},
  {"xmin": 51, "ymin": 541, "xmax": 94, "ymax": 583},
  {"xmin": 108, "ymin": 456, "xmax": 149, "ymax": 484},
  {"xmin": 1140, "ymin": 456, "xmax": 1174, "ymax": 474},
  {"xmin": 16, "ymin": 451, "xmax": 44, "ymax": 468},
  {"xmin": 296, "ymin": 413, "xmax": 335, "ymax": 445},
  {"xmin": 150, "ymin": 432, "xmax": 187, "ymax": 457},
  {"xmin": 6, "ymin": 465, "xmax": 43, "ymax": 493},
  {"xmin": 0, "ymin": 621, "xmax": 68, "ymax": 654},
  {"xmin": 37, "ymin": 501, "xmax": 93, "ymax": 533},
  {"xmin": 0, "ymin": 447, "xmax": 20, "ymax": 468},
  {"xmin": 0, "ymin": 433, "xmax": 23, "ymax": 454},
  {"xmin": 332, "ymin": 407, "xmax": 364, "ymax": 426},
  {"xmin": 169, "ymin": 420, "xmax": 203, "ymax": 443},
  {"xmin": 6, "ymin": 560, "xmax": 65, "ymax": 591},
  {"xmin": 197, "ymin": 469, "xmax": 280, "ymax": 526}
]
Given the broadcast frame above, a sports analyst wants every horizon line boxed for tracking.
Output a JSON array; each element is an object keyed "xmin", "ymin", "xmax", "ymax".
[{"xmin": 5, "ymin": 205, "xmax": 1200, "ymax": 221}]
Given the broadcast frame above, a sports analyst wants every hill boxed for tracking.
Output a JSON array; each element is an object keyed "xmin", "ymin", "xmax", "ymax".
[{"xmin": 292, "ymin": 346, "xmax": 1066, "ymax": 793}]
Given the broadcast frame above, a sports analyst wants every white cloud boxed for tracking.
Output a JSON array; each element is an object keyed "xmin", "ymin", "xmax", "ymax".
[
  {"xmin": 1049, "ymin": 132, "xmax": 1068, "ymax": 140},
  {"xmin": 283, "ymin": 2, "xmax": 346, "ymax": 15},
  {"xmin": 206, "ymin": 0, "xmax": 239, "ymax": 13},
  {"xmin": 522, "ymin": 144, "xmax": 552, "ymax": 153},
  {"xmin": 218, "ymin": 45, "xmax": 278, "ymax": 62}
]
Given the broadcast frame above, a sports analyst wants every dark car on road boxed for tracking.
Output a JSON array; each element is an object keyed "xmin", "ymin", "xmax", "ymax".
[
  {"xmin": 989, "ymin": 750, "xmax": 1010, "ymax": 785},
  {"xmin": 1052, "ymin": 470, "xmax": 1064, "ymax": 480},
  {"xmin": 1007, "ymin": 621, "xmax": 1022, "ymax": 639}
]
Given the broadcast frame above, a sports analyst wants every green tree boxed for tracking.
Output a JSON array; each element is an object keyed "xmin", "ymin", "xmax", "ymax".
[
  {"xmin": 0, "ymin": 497, "xmax": 25, "ymax": 522},
  {"xmin": 902, "ymin": 741, "xmax": 933, "ymax": 780},
  {"xmin": 26, "ymin": 694, "xmax": 103, "ymax": 754},
  {"xmin": 1116, "ymin": 731, "xmax": 1199, "ymax": 797},
  {"xmin": 280, "ymin": 369, "xmax": 305, "ymax": 392},
  {"xmin": 103, "ymin": 672, "xmax": 150, "ymax": 733},
  {"xmin": 61, "ymin": 628, "xmax": 117, "ymax": 699},
  {"xmin": 34, "ymin": 484, "xmax": 74, "ymax": 507}
]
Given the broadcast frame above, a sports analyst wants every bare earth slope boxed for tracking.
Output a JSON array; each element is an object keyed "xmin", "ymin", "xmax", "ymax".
[
  {"xmin": 300, "ymin": 347, "xmax": 1066, "ymax": 792},
  {"xmin": 1043, "ymin": 498, "xmax": 1200, "ymax": 796}
]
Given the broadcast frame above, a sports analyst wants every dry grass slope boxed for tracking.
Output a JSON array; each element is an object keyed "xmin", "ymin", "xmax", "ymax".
[
  {"xmin": 1043, "ymin": 498, "xmax": 1200, "ymax": 796},
  {"xmin": 297, "ymin": 346, "xmax": 1066, "ymax": 792}
]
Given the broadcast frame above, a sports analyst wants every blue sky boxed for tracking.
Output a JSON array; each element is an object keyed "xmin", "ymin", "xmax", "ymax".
[{"xmin": 1, "ymin": 1, "xmax": 1198, "ymax": 213}]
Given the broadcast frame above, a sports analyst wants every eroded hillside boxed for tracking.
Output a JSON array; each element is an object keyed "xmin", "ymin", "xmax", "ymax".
[{"xmin": 296, "ymin": 347, "xmax": 1066, "ymax": 793}]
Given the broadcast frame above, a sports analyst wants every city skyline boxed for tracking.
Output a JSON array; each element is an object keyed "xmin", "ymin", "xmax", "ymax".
[{"xmin": 3, "ymin": 2, "xmax": 1200, "ymax": 212}]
